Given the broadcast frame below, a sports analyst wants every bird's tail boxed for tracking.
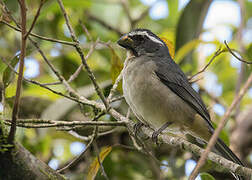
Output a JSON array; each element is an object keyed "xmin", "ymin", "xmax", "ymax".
[{"xmin": 214, "ymin": 138, "xmax": 244, "ymax": 180}]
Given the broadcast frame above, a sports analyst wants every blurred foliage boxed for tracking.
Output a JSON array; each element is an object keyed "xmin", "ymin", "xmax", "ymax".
[{"xmin": 0, "ymin": 0, "xmax": 252, "ymax": 179}]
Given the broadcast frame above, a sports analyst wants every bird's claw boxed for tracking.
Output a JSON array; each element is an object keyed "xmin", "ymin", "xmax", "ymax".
[
  {"xmin": 152, "ymin": 130, "xmax": 160, "ymax": 146},
  {"xmin": 151, "ymin": 122, "xmax": 173, "ymax": 146},
  {"xmin": 133, "ymin": 122, "xmax": 144, "ymax": 137}
]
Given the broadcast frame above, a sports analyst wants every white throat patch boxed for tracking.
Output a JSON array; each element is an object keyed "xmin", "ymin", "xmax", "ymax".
[{"xmin": 129, "ymin": 31, "xmax": 164, "ymax": 46}]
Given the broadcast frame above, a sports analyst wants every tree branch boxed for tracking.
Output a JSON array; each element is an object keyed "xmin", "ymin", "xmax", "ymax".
[
  {"xmin": 7, "ymin": 0, "xmax": 27, "ymax": 143},
  {"xmin": 0, "ymin": 20, "xmax": 76, "ymax": 46},
  {"xmin": 190, "ymin": 72, "xmax": 252, "ymax": 179},
  {"xmin": 25, "ymin": 0, "xmax": 44, "ymax": 38},
  {"xmin": 4, "ymin": 119, "xmax": 126, "ymax": 128},
  {"xmin": 57, "ymin": 0, "xmax": 110, "ymax": 110}
]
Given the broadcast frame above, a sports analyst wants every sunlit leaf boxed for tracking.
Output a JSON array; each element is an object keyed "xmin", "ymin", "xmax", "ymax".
[
  {"xmin": 161, "ymin": 37, "xmax": 175, "ymax": 59},
  {"xmin": 246, "ymin": 43, "xmax": 252, "ymax": 60},
  {"xmin": 2, "ymin": 55, "xmax": 19, "ymax": 88},
  {"xmin": 109, "ymin": 47, "xmax": 123, "ymax": 93},
  {"xmin": 175, "ymin": 39, "xmax": 201, "ymax": 63},
  {"xmin": 200, "ymin": 172, "xmax": 216, "ymax": 180},
  {"xmin": 87, "ymin": 146, "xmax": 112, "ymax": 180},
  {"xmin": 212, "ymin": 122, "xmax": 229, "ymax": 146},
  {"xmin": 175, "ymin": 0, "xmax": 212, "ymax": 65}
]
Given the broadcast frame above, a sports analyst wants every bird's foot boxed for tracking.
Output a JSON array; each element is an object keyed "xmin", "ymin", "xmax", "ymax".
[
  {"xmin": 133, "ymin": 122, "xmax": 145, "ymax": 138},
  {"xmin": 151, "ymin": 122, "xmax": 173, "ymax": 146}
]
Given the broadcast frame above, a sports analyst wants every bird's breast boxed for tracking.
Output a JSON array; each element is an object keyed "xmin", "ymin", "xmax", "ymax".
[{"xmin": 122, "ymin": 57, "xmax": 193, "ymax": 134}]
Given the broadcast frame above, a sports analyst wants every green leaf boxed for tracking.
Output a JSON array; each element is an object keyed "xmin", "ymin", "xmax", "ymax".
[
  {"xmin": 2, "ymin": 55, "xmax": 19, "ymax": 88},
  {"xmin": 246, "ymin": 43, "xmax": 252, "ymax": 60},
  {"xmin": 87, "ymin": 146, "xmax": 112, "ymax": 180},
  {"xmin": 212, "ymin": 122, "xmax": 229, "ymax": 146},
  {"xmin": 175, "ymin": 39, "xmax": 201, "ymax": 63},
  {"xmin": 175, "ymin": 0, "xmax": 212, "ymax": 65},
  {"xmin": 109, "ymin": 47, "xmax": 123, "ymax": 94},
  {"xmin": 200, "ymin": 172, "xmax": 216, "ymax": 180}
]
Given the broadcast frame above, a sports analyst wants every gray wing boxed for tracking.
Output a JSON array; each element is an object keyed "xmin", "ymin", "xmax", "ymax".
[{"xmin": 155, "ymin": 59, "xmax": 213, "ymax": 130}]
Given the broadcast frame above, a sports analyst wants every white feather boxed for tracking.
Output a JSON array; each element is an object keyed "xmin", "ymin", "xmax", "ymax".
[{"xmin": 129, "ymin": 31, "xmax": 164, "ymax": 45}]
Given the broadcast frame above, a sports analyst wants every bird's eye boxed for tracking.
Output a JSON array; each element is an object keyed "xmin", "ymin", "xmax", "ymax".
[{"xmin": 133, "ymin": 35, "xmax": 144, "ymax": 42}]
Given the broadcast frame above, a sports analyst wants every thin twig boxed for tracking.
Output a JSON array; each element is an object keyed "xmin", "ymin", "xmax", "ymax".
[
  {"xmin": 224, "ymin": 41, "xmax": 252, "ymax": 64},
  {"xmin": 0, "ymin": 58, "xmax": 94, "ymax": 107},
  {"xmin": 86, "ymin": 12, "xmax": 123, "ymax": 36},
  {"xmin": 57, "ymin": 0, "xmax": 110, "ymax": 110},
  {"xmin": 7, "ymin": 0, "xmax": 27, "ymax": 143},
  {"xmin": 189, "ymin": 72, "xmax": 252, "ymax": 179},
  {"xmin": 4, "ymin": 119, "xmax": 126, "ymax": 128},
  {"xmin": 132, "ymin": 7, "xmax": 150, "ymax": 28},
  {"xmin": 120, "ymin": 0, "xmax": 133, "ymax": 26},
  {"xmin": 188, "ymin": 47, "xmax": 223, "ymax": 81},
  {"xmin": 79, "ymin": 20, "xmax": 93, "ymax": 41},
  {"xmin": 67, "ymin": 39, "xmax": 99, "ymax": 83},
  {"xmin": 93, "ymin": 140, "xmax": 110, "ymax": 180},
  {"xmin": 56, "ymin": 131, "xmax": 96, "ymax": 173},
  {"xmin": 110, "ymin": 95, "xmax": 124, "ymax": 103},
  {"xmin": 108, "ymin": 72, "xmax": 122, "ymax": 102},
  {"xmin": 0, "ymin": 21, "xmax": 77, "ymax": 46},
  {"xmin": 41, "ymin": 81, "xmax": 62, "ymax": 86},
  {"xmin": 1, "ymin": 1, "xmax": 92, "ymax": 106},
  {"xmin": 234, "ymin": 0, "xmax": 246, "ymax": 119},
  {"xmin": 25, "ymin": 0, "xmax": 44, "ymax": 38}
]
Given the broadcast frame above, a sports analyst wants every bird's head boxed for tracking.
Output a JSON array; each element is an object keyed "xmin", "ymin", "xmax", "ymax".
[{"xmin": 117, "ymin": 29, "xmax": 169, "ymax": 57}]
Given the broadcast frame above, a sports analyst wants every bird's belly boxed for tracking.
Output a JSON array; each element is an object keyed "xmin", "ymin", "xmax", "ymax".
[{"xmin": 123, "ymin": 62, "xmax": 194, "ymax": 134}]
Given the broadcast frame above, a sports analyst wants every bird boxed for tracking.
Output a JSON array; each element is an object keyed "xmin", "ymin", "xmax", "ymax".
[{"xmin": 117, "ymin": 28, "xmax": 244, "ymax": 180}]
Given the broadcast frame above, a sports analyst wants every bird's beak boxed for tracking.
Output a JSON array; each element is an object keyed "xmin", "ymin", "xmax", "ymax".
[{"xmin": 117, "ymin": 34, "xmax": 134, "ymax": 49}]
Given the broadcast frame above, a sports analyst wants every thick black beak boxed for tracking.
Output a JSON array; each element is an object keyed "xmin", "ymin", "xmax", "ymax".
[{"xmin": 117, "ymin": 34, "xmax": 134, "ymax": 49}]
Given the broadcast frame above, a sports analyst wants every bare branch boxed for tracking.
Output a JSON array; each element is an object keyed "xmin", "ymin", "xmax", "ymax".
[
  {"xmin": 0, "ymin": 21, "xmax": 77, "ymax": 46},
  {"xmin": 79, "ymin": 20, "xmax": 93, "ymax": 41},
  {"xmin": 8, "ymin": 0, "xmax": 27, "ymax": 143},
  {"xmin": 132, "ymin": 7, "xmax": 150, "ymax": 28},
  {"xmin": 188, "ymin": 47, "xmax": 223, "ymax": 81},
  {"xmin": 190, "ymin": 72, "xmax": 252, "ymax": 179},
  {"xmin": 108, "ymin": 72, "xmax": 123, "ymax": 102},
  {"xmin": 93, "ymin": 140, "xmax": 110, "ymax": 180},
  {"xmin": 110, "ymin": 95, "xmax": 124, "ymax": 103},
  {"xmin": 57, "ymin": 0, "xmax": 110, "ymax": 110},
  {"xmin": 25, "ymin": 0, "xmax": 44, "ymax": 38},
  {"xmin": 86, "ymin": 12, "xmax": 123, "ymax": 36},
  {"xmin": 67, "ymin": 39, "xmax": 99, "ymax": 83},
  {"xmin": 4, "ymin": 119, "xmax": 126, "ymax": 128},
  {"xmin": 0, "ymin": 58, "xmax": 93, "ymax": 107},
  {"xmin": 120, "ymin": 0, "xmax": 133, "ymax": 26},
  {"xmin": 224, "ymin": 41, "xmax": 252, "ymax": 64},
  {"xmin": 56, "ymin": 131, "xmax": 96, "ymax": 173}
]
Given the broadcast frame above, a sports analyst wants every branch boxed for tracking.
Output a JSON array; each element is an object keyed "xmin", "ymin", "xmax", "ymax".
[
  {"xmin": 7, "ymin": 0, "xmax": 27, "ymax": 143},
  {"xmin": 0, "ymin": 20, "xmax": 76, "ymax": 46},
  {"xmin": 4, "ymin": 119, "xmax": 126, "ymax": 128},
  {"xmin": 234, "ymin": 0, "xmax": 246, "ymax": 119},
  {"xmin": 108, "ymin": 71, "xmax": 123, "ymax": 102},
  {"xmin": 67, "ymin": 39, "xmax": 99, "ymax": 83},
  {"xmin": 86, "ymin": 12, "xmax": 123, "ymax": 36},
  {"xmin": 25, "ymin": 0, "xmax": 44, "ymax": 38},
  {"xmin": 224, "ymin": 41, "xmax": 252, "ymax": 64},
  {"xmin": 93, "ymin": 140, "xmax": 109, "ymax": 180},
  {"xmin": 57, "ymin": 0, "xmax": 110, "ymax": 110},
  {"xmin": 188, "ymin": 47, "xmax": 223, "ymax": 82},
  {"xmin": 56, "ymin": 129, "xmax": 96, "ymax": 173},
  {"xmin": 0, "ymin": 142, "xmax": 65, "ymax": 179},
  {"xmin": 132, "ymin": 7, "xmax": 150, "ymax": 28},
  {"xmin": 190, "ymin": 72, "xmax": 252, "ymax": 179},
  {"xmin": 0, "ymin": 58, "xmax": 94, "ymax": 107}
]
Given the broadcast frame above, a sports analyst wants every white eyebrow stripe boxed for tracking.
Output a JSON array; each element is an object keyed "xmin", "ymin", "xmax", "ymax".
[{"xmin": 129, "ymin": 31, "xmax": 164, "ymax": 45}]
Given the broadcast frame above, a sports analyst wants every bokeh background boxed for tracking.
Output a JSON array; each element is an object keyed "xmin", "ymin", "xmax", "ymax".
[{"xmin": 0, "ymin": 0, "xmax": 252, "ymax": 179}]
